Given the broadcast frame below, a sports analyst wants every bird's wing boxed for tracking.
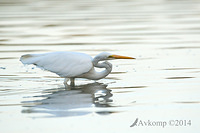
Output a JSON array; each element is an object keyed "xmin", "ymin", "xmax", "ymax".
[{"xmin": 20, "ymin": 51, "xmax": 93, "ymax": 77}]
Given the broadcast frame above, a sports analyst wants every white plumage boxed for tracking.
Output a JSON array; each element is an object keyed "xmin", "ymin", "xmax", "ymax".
[
  {"xmin": 20, "ymin": 51, "xmax": 92, "ymax": 77},
  {"xmin": 20, "ymin": 51, "xmax": 135, "ymax": 85}
]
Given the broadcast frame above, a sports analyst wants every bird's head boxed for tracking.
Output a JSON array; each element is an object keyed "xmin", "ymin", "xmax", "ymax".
[{"xmin": 94, "ymin": 52, "xmax": 135, "ymax": 61}]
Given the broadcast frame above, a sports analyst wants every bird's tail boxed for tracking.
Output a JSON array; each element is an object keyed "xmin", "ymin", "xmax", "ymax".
[{"xmin": 20, "ymin": 54, "xmax": 41, "ymax": 65}]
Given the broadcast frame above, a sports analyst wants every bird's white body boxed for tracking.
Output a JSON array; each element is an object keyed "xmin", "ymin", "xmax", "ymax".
[
  {"xmin": 21, "ymin": 51, "xmax": 93, "ymax": 78},
  {"xmin": 20, "ymin": 51, "xmax": 134, "ymax": 85}
]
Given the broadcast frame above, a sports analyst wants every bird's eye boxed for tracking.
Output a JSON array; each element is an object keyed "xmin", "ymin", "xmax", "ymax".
[{"xmin": 108, "ymin": 55, "xmax": 113, "ymax": 58}]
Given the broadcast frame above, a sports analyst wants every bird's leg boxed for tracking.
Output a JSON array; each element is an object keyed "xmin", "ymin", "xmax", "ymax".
[
  {"xmin": 70, "ymin": 78, "xmax": 75, "ymax": 87},
  {"xmin": 64, "ymin": 78, "xmax": 70, "ymax": 90},
  {"xmin": 64, "ymin": 78, "xmax": 69, "ymax": 85}
]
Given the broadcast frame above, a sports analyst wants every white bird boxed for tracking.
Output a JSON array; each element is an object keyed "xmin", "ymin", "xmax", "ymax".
[{"xmin": 20, "ymin": 51, "xmax": 135, "ymax": 86}]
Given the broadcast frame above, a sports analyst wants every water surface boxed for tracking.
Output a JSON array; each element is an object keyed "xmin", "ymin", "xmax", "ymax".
[{"xmin": 0, "ymin": 0, "xmax": 200, "ymax": 132}]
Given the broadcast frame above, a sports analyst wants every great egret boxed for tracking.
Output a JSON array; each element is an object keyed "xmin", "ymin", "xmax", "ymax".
[{"xmin": 20, "ymin": 51, "xmax": 135, "ymax": 85}]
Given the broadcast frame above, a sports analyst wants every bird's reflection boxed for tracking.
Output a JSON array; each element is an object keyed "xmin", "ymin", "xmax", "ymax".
[{"xmin": 22, "ymin": 82, "xmax": 113, "ymax": 117}]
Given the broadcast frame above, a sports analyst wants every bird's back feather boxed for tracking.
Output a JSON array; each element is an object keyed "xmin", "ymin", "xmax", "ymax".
[{"xmin": 20, "ymin": 51, "xmax": 93, "ymax": 77}]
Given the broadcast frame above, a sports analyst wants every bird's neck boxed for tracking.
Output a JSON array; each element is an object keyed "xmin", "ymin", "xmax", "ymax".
[
  {"xmin": 82, "ymin": 60, "xmax": 112, "ymax": 80},
  {"xmin": 92, "ymin": 57, "xmax": 99, "ymax": 66},
  {"xmin": 92, "ymin": 61, "xmax": 112, "ymax": 80}
]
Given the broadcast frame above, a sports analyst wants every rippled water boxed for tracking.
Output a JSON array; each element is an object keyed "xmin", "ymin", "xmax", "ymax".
[{"xmin": 0, "ymin": 0, "xmax": 200, "ymax": 132}]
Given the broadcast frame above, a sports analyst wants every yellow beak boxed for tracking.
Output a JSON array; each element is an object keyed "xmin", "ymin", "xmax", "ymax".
[{"xmin": 109, "ymin": 55, "xmax": 135, "ymax": 59}]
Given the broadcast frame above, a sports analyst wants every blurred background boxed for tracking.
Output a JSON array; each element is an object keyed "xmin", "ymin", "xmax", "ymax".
[
  {"xmin": 0, "ymin": 0, "xmax": 200, "ymax": 133},
  {"xmin": 1, "ymin": 0, "xmax": 200, "ymax": 46}
]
